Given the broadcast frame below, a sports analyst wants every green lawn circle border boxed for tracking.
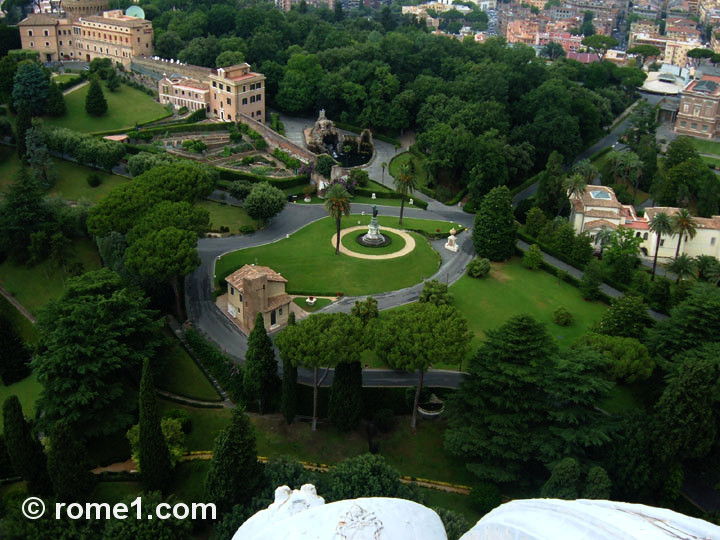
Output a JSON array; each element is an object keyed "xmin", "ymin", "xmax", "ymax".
[
  {"xmin": 339, "ymin": 229, "xmax": 408, "ymax": 256},
  {"xmin": 355, "ymin": 231, "xmax": 392, "ymax": 248}
]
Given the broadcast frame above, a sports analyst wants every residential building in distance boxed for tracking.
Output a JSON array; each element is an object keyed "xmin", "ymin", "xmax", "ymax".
[
  {"xmin": 224, "ymin": 265, "xmax": 291, "ymax": 333},
  {"xmin": 628, "ymin": 29, "xmax": 701, "ymax": 67},
  {"xmin": 674, "ymin": 75, "xmax": 720, "ymax": 138},
  {"xmin": 17, "ymin": 8, "xmax": 153, "ymax": 66},
  {"xmin": 569, "ymin": 186, "xmax": 720, "ymax": 260}
]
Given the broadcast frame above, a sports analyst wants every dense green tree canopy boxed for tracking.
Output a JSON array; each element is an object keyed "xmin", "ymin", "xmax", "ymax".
[{"xmin": 32, "ymin": 269, "xmax": 162, "ymax": 437}]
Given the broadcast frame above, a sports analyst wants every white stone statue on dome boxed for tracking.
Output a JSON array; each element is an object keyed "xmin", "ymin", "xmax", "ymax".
[{"xmin": 232, "ymin": 484, "xmax": 447, "ymax": 540}]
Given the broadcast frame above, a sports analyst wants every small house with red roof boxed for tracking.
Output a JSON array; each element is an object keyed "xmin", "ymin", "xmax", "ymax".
[{"xmin": 225, "ymin": 264, "xmax": 291, "ymax": 332}]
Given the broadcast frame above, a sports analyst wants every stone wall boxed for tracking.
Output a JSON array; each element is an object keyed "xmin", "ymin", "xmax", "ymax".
[
  {"xmin": 131, "ymin": 57, "xmax": 213, "ymax": 82},
  {"xmin": 236, "ymin": 111, "xmax": 318, "ymax": 165}
]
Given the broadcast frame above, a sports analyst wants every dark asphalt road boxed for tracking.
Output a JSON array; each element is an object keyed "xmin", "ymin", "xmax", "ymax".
[{"xmin": 185, "ymin": 200, "xmax": 473, "ymax": 388}]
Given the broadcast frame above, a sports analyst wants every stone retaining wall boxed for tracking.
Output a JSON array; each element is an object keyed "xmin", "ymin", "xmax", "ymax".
[{"xmin": 236, "ymin": 111, "xmax": 318, "ymax": 165}]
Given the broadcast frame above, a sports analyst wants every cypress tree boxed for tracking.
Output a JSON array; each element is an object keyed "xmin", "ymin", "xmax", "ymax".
[
  {"xmin": 281, "ymin": 312, "xmax": 297, "ymax": 424},
  {"xmin": 243, "ymin": 312, "xmax": 278, "ymax": 414},
  {"xmin": 2, "ymin": 395, "xmax": 52, "ymax": 496},
  {"xmin": 85, "ymin": 78, "xmax": 107, "ymax": 117},
  {"xmin": 473, "ymin": 186, "xmax": 517, "ymax": 262},
  {"xmin": 205, "ymin": 406, "xmax": 262, "ymax": 512},
  {"xmin": 540, "ymin": 457, "xmax": 580, "ymax": 499},
  {"xmin": 328, "ymin": 361, "xmax": 363, "ymax": 432},
  {"xmin": 0, "ymin": 314, "xmax": 31, "ymax": 385},
  {"xmin": 138, "ymin": 358, "xmax": 171, "ymax": 491},
  {"xmin": 15, "ymin": 105, "xmax": 32, "ymax": 159},
  {"xmin": 45, "ymin": 81, "xmax": 66, "ymax": 117},
  {"xmin": 47, "ymin": 420, "xmax": 96, "ymax": 502}
]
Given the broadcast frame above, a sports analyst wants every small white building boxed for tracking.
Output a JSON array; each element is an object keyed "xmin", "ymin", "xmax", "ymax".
[{"xmin": 569, "ymin": 185, "xmax": 720, "ymax": 260}]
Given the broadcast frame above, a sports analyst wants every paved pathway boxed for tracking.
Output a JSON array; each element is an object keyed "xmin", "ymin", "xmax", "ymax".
[
  {"xmin": 0, "ymin": 285, "xmax": 36, "ymax": 323},
  {"xmin": 61, "ymin": 80, "xmax": 88, "ymax": 96},
  {"xmin": 330, "ymin": 226, "xmax": 416, "ymax": 259}
]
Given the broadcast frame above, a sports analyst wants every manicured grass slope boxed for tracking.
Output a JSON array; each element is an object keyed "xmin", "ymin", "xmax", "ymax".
[
  {"xmin": 155, "ymin": 330, "xmax": 222, "ymax": 402},
  {"xmin": 215, "ymin": 216, "xmax": 445, "ymax": 296},
  {"xmin": 389, "ymin": 151, "xmax": 430, "ymax": 187},
  {"xmin": 43, "ymin": 82, "xmax": 168, "ymax": 133},
  {"xmin": 0, "ymin": 147, "xmax": 129, "ymax": 202},
  {"xmin": 197, "ymin": 200, "xmax": 257, "ymax": 232},
  {"xmin": 450, "ymin": 258, "xmax": 608, "ymax": 349},
  {"xmin": 0, "ymin": 238, "xmax": 102, "ymax": 315}
]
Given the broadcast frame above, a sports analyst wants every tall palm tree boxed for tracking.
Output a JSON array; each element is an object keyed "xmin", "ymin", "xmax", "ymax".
[
  {"xmin": 595, "ymin": 227, "xmax": 614, "ymax": 258},
  {"xmin": 565, "ymin": 173, "xmax": 587, "ymax": 230},
  {"xmin": 670, "ymin": 208, "xmax": 697, "ymax": 259},
  {"xmin": 618, "ymin": 152, "xmax": 643, "ymax": 203},
  {"xmin": 665, "ymin": 254, "xmax": 697, "ymax": 284},
  {"xmin": 649, "ymin": 211, "xmax": 673, "ymax": 281},
  {"xmin": 572, "ymin": 159, "xmax": 599, "ymax": 184},
  {"xmin": 324, "ymin": 183, "xmax": 351, "ymax": 255},
  {"xmin": 393, "ymin": 163, "xmax": 417, "ymax": 225}
]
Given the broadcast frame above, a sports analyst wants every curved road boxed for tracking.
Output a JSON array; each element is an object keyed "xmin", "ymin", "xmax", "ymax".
[{"xmin": 186, "ymin": 198, "xmax": 475, "ymax": 389}]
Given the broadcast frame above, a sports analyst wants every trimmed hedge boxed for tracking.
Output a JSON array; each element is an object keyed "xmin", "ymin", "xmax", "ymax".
[
  {"xmin": 445, "ymin": 188, "xmax": 467, "ymax": 206},
  {"xmin": 184, "ymin": 329, "xmax": 243, "ymax": 403},
  {"xmin": 588, "ymin": 145, "xmax": 613, "ymax": 162},
  {"xmin": 509, "ymin": 172, "xmax": 541, "ymax": 198},
  {"xmin": 353, "ymin": 186, "xmax": 429, "ymax": 209},
  {"xmin": 517, "ymin": 230, "xmax": 585, "ymax": 272},
  {"xmin": 55, "ymin": 73, "xmax": 86, "ymax": 91},
  {"xmin": 217, "ymin": 169, "xmax": 309, "ymax": 189},
  {"xmin": 124, "ymin": 143, "xmax": 166, "ymax": 155},
  {"xmin": 140, "ymin": 121, "xmax": 234, "ymax": 136}
]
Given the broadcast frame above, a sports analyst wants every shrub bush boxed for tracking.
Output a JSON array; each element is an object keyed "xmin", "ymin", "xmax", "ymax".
[
  {"xmin": 229, "ymin": 181, "xmax": 253, "ymax": 201},
  {"xmin": 86, "ymin": 173, "xmax": 101, "ymax": 187},
  {"xmin": 470, "ymin": 483, "xmax": 502, "ymax": 515},
  {"xmin": 467, "ymin": 258, "xmax": 491, "ymax": 278},
  {"xmin": 183, "ymin": 329, "xmax": 243, "ymax": 403},
  {"xmin": 553, "ymin": 307, "xmax": 573, "ymax": 326},
  {"xmin": 239, "ymin": 224, "xmax": 256, "ymax": 235},
  {"xmin": 372, "ymin": 408, "xmax": 397, "ymax": 433},
  {"xmin": 521, "ymin": 244, "xmax": 543, "ymax": 270},
  {"xmin": 162, "ymin": 408, "xmax": 192, "ymax": 434},
  {"xmin": 178, "ymin": 106, "xmax": 188, "ymax": 115},
  {"xmin": 272, "ymin": 148, "xmax": 301, "ymax": 170}
]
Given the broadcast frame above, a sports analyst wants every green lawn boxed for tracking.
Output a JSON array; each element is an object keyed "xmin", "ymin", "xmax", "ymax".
[
  {"xmin": 155, "ymin": 329, "xmax": 222, "ymax": 402},
  {"xmin": 0, "ymin": 146, "xmax": 129, "ymax": 203},
  {"xmin": 157, "ymin": 400, "xmax": 233, "ymax": 451},
  {"xmin": 215, "ymin": 216, "xmax": 445, "ymax": 296},
  {"xmin": 0, "ymin": 238, "xmax": 102, "ymax": 315},
  {"xmin": 449, "ymin": 259, "xmax": 608, "ymax": 351},
  {"xmin": 701, "ymin": 155, "xmax": 720, "ymax": 167},
  {"xmin": 389, "ymin": 151, "xmax": 430, "ymax": 187},
  {"xmin": 292, "ymin": 297, "xmax": 333, "ymax": 312},
  {"xmin": 0, "ymin": 293, "xmax": 39, "ymax": 345},
  {"xmin": 0, "ymin": 373, "xmax": 42, "ymax": 430},
  {"xmin": 340, "ymin": 229, "xmax": 406, "ymax": 255},
  {"xmin": 198, "ymin": 200, "xmax": 257, "ymax": 233},
  {"xmin": 42, "ymin": 82, "xmax": 169, "ymax": 133},
  {"xmin": 689, "ymin": 138, "xmax": 720, "ymax": 156},
  {"xmin": 599, "ymin": 383, "xmax": 643, "ymax": 414},
  {"xmin": 51, "ymin": 73, "xmax": 77, "ymax": 84}
]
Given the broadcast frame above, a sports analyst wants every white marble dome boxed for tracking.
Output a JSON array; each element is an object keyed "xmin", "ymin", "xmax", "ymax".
[{"xmin": 232, "ymin": 484, "xmax": 447, "ymax": 540}]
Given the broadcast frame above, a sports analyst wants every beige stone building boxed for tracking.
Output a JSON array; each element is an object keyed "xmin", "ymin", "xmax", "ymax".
[
  {"xmin": 225, "ymin": 265, "xmax": 291, "ymax": 333},
  {"xmin": 18, "ymin": 9, "xmax": 153, "ymax": 66},
  {"xmin": 159, "ymin": 63, "xmax": 266, "ymax": 122},
  {"xmin": 674, "ymin": 75, "xmax": 720, "ymax": 139},
  {"xmin": 569, "ymin": 186, "xmax": 720, "ymax": 260},
  {"xmin": 158, "ymin": 76, "xmax": 210, "ymax": 113}
]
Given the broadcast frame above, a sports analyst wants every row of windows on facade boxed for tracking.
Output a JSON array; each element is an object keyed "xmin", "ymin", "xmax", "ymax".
[
  {"xmin": 679, "ymin": 120, "xmax": 710, "ymax": 132},
  {"xmin": 683, "ymin": 103, "xmax": 714, "ymax": 117},
  {"xmin": 212, "ymin": 80, "xmax": 262, "ymax": 93},
  {"xmin": 28, "ymin": 29, "xmax": 139, "ymax": 44}
]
